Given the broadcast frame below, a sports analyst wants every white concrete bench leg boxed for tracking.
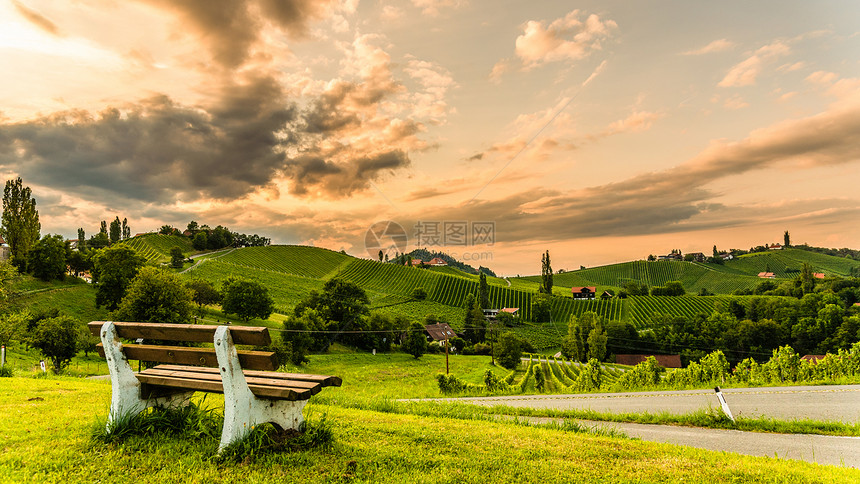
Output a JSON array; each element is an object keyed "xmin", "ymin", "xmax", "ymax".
[
  {"xmin": 214, "ymin": 326, "xmax": 307, "ymax": 452},
  {"xmin": 100, "ymin": 321, "xmax": 193, "ymax": 429}
]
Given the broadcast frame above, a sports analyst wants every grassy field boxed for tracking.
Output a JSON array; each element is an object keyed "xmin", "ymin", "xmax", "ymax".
[
  {"xmin": 120, "ymin": 233, "xmax": 195, "ymax": 263},
  {"xmin": 2, "ymin": 376, "xmax": 858, "ymax": 483}
]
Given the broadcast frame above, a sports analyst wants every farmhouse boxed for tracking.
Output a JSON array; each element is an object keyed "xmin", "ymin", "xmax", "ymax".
[
  {"xmin": 571, "ymin": 286, "xmax": 597, "ymax": 300},
  {"xmin": 757, "ymin": 272, "xmax": 775, "ymax": 279},
  {"xmin": 424, "ymin": 322, "xmax": 457, "ymax": 343},
  {"xmin": 615, "ymin": 354, "xmax": 682, "ymax": 368},
  {"xmin": 687, "ymin": 252, "xmax": 705, "ymax": 262},
  {"xmin": 428, "ymin": 257, "xmax": 447, "ymax": 266},
  {"xmin": 813, "ymin": 273, "xmax": 826, "ymax": 279},
  {"xmin": 499, "ymin": 307, "xmax": 519, "ymax": 316},
  {"xmin": 768, "ymin": 244, "xmax": 783, "ymax": 250},
  {"xmin": 410, "ymin": 259, "xmax": 424, "ymax": 266}
]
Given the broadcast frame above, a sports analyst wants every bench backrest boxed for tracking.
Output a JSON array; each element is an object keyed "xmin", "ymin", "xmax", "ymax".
[{"xmin": 89, "ymin": 321, "xmax": 279, "ymax": 371}]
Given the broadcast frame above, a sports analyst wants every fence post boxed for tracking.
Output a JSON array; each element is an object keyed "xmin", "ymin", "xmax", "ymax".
[{"xmin": 1, "ymin": 345, "xmax": 5, "ymax": 367}]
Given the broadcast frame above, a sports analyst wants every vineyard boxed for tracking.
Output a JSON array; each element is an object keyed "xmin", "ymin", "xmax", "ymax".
[
  {"xmin": 515, "ymin": 356, "xmax": 623, "ymax": 393},
  {"xmin": 120, "ymin": 234, "xmax": 193, "ymax": 263},
  {"xmin": 516, "ymin": 259, "xmax": 762, "ymax": 295},
  {"xmin": 725, "ymin": 248, "xmax": 860, "ymax": 278},
  {"xmin": 211, "ymin": 245, "xmax": 351, "ymax": 279}
]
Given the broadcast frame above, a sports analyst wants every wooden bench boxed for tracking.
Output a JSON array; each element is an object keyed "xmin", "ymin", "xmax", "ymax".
[{"xmin": 88, "ymin": 321, "xmax": 341, "ymax": 451}]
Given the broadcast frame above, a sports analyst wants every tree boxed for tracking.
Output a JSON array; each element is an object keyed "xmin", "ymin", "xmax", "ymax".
[
  {"xmin": 159, "ymin": 225, "xmax": 174, "ymax": 235},
  {"xmin": 1, "ymin": 177, "xmax": 40, "ymax": 271},
  {"xmin": 221, "ymin": 278, "xmax": 275, "ymax": 323},
  {"xmin": 113, "ymin": 267, "xmax": 194, "ymax": 325},
  {"xmin": 109, "ymin": 217, "xmax": 121, "ymax": 244},
  {"xmin": 531, "ymin": 293, "xmax": 551, "ymax": 322},
  {"xmin": 170, "ymin": 246, "xmax": 184, "ymax": 269},
  {"xmin": 292, "ymin": 278, "xmax": 371, "ymax": 349},
  {"xmin": 402, "ymin": 322, "xmax": 428, "ymax": 359},
  {"xmin": 0, "ymin": 310, "xmax": 27, "ymax": 347},
  {"xmin": 378, "ymin": 249, "xmax": 383, "ymax": 261},
  {"xmin": 122, "ymin": 218, "xmax": 130, "ymax": 240},
  {"xmin": 100, "ymin": 220, "xmax": 107, "ymax": 235},
  {"xmin": 463, "ymin": 297, "xmax": 486, "ymax": 344},
  {"xmin": 784, "ymin": 230, "xmax": 791, "ymax": 248},
  {"xmin": 193, "ymin": 232, "xmax": 208, "ymax": 250},
  {"xmin": 494, "ymin": 331, "xmax": 524, "ymax": 369},
  {"xmin": 411, "ymin": 287, "xmax": 427, "ymax": 300},
  {"xmin": 28, "ymin": 234, "xmax": 68, "ymax": 281},
  {"xmin": 29, "ymin": 315, "xmax": 79, "ymax": 374},
  {"xmin": 479, "ymin": 272, "xmax": 490, "ymax": 309},
  {"xmin": 186, "ymin": 279, "xmax": 221, "ymax": 314},
  {"xmin": 540, "ymin": 250, "xmax": 553, "ymax": 294},
  {"xmin": 282, "ymin": 308, "xmax": 322, "ymax": 365},
  {"xmin": 77, "ymin": 228, "xmax": 86, "ymax": 250},
  {"xmin": 88, "ymin": 231, "xmax": 110, "ymax": 249},
  {"xmin": 92, "ymin": 245, "xmax": 146, "ymax": 310},
  {"xmin": 586, "ymin": 327, "xmax": 608, "ymax": 361},
  {"xmin": 187, "ymin": 220, "xmax": 199, "ymax": 234}
]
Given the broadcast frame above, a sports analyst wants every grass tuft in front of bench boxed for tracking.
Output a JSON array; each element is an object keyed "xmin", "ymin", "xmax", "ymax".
[{"xmin": 89, "ymin": 321, "xmax": 342, "ymax": 452}]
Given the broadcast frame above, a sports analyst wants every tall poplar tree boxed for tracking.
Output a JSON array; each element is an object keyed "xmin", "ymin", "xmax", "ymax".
[
  {"xmin": 109, "ymin": 217, "xmax": 121, "ymax": 244},
  {"xmin": 540, "ymin": 250, "xmax": 553, "ymax": 294},
  {"xmin": 1, "ymin": 177, "xmax": 40, "ymax": 271},
  {"xmin": 478, "ymin": 272, "xmax": 490, "ymax": 309}
]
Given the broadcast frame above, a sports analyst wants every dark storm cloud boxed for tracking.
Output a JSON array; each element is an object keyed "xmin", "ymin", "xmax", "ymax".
[
  {"xmin": 142, "ymin": 0, "xmax": 335, "ymax": 68},
  {"xmin": 285, "ymin": 150, "xmax": 410, "ymax": 196},
  {"xmin": 0, "ymin": 74, "xmax": 296, "ymax": 205},
  {"xmin": 12, "ymin": 1, "xmax": 61, "ymax": 36}
]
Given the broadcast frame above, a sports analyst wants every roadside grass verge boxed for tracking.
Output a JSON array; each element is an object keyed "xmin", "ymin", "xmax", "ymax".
[{"xmin": 3, "ymin": 376, "xmax": 858, "ymax": 483}]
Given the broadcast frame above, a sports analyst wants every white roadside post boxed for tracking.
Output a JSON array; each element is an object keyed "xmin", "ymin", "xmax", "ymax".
[
  {"xmin": 1, "ymin": 344, "xmax": 5, "ymax": 367},
  {"xmin": 714, "ymin": 386, "xmax": 735, "ymax": 422}
]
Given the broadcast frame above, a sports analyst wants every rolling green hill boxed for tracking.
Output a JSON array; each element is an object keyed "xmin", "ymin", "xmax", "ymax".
[
  {"xmin": 120, "ymin": 233, "xmax": 194, "ymax": 263},
  {"xmin": 512, "ymin": 247, "xmax": 860, "ymax": 296}
]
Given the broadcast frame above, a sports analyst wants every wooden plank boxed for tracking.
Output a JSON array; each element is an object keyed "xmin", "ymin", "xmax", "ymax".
[
  {"xmin": 96, "ymin": 344, "xmax": 278, "ymax": 371},
  {"xmin": 135, "ymin": 374, "xmax": 309, "ymax": 401},
  {"xmin": 88, "ymin": 321, "xmax": 271, "ymax": 346},
  {"xmin": 141, "ymin": 368, "xmax": 322, "ymax": 394},
  {"xmin": 155, "ymin": 364, "xmax": 343, "ymax": 387}
]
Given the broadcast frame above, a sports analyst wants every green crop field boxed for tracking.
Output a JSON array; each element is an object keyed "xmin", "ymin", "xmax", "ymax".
[{"xmin": 120, "ymin": 233, "xmax": 194, "ymax": 263}]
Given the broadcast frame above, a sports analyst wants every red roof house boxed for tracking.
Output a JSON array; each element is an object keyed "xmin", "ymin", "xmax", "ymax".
[
  {"xmin": 571, "ymin": 286, "xmax": 597, "ymax": 300},
  {"xmin": 428, "ymin": 257, "xmax": 447, "ymax": 266},
  {"xmin": 757, "ymin": 272, "xmax": 775, "ymax": 279}
]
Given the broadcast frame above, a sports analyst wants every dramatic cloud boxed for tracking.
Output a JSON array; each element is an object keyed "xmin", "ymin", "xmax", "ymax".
[
  {"xmin": 719, "ymin": 41, "xmax": 790, "ymax": 87},
  {"xmin": 141, "ymin": 0, "xmax": 337, "ymax": 68},
  {"xmin": 496, "ymin": 9, "xmax": 616, "ymax": 73},
  {"xmin": 438, "ymin": 88, "xmax": 860, "ymax": 242},
  {"xmin": 0, "ymin": 73, "xmax": 296, "ymax": 205},
  {"xmin": 681, "ymin": 39, "xmax": 735, "ymax": 55},
  {"xmin": 12, "ymin": 1, "xmax": 61, "ymax": 36}
]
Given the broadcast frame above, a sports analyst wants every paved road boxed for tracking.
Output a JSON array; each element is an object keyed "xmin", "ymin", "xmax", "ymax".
[
  {"xmin": 433, "ymin": 384, "xmax": 860, "ymax": 423},
  {"xmin": 527, "ymin": 417, "xmax": 860, "ymax": 468},
  {"xmin": 418, "ymin": 385, "xmax": 860, "ymax": 467}
]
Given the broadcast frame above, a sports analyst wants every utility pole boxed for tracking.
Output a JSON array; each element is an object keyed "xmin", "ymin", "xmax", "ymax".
[{"xmin": 445, "ymin": 336, "xmax": 449, "ymax": 374}]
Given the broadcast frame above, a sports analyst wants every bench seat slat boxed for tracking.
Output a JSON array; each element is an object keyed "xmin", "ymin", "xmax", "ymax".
[
  {"xmin": 88, "ymin": 321, "xmax": 271, "ymax": 346},
  {"xmin": 97, "ymin": 344, "xmax": 278, "ymax": 371},
  {"xmin": 155, "ymin": 364, "xmax": 343, "ymax": 387},
  {"xmin": 136, "ymin": 374, "xmax": 311, "ymax": 401},
  {"xmin": 142, "ymin": 367, "xmax": 323, "ymax": 393}
]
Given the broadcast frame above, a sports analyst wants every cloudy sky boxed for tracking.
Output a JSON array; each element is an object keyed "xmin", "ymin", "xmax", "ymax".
[{"xmin": 1, "ymin": 1, "xmax": 859, "ymax": 275}]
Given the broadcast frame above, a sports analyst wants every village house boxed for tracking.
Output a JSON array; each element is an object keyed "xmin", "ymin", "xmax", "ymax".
[
  {"xmin": 571, "ymin": 286, "xmax": 597, "ymax": 300},
  {"xmin": 768, "ymin": 244, "xmax": 783, "ymax": 250},
  {"xmin": 428, "ymin": 257, "xmax": 447, "ymax": 266},
  {"xmin": 424, "ymin": 322, "xmax": 457, "ymax": 346},
  {"xmin": 686, "ymin": 252, "xmax": 706, "ymax": 262},
  {"xmin": 757, "ymin": 272, "xmax": 775, "ymax": 279}
]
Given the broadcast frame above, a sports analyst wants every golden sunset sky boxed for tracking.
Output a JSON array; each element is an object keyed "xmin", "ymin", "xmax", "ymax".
[{"xmin": 1, "ymin": 1, "xmax": 859, "ymax": 275}]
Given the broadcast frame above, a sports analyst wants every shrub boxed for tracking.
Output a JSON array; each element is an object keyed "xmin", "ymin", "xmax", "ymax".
[
  {"xmin": 28, "ymin": 315, "xmax": 79, "ymax": 374},
  {"xmin": 494, "ymin": 332, "xmax": 524, "ymax": 370},
  {"xmin": 0, "ymin": 365, "xmax": 12, "ymax": 377}
]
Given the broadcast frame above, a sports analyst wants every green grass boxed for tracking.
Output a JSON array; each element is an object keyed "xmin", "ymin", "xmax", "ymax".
[{"xmin": 2, "ymin": 376, "xmax": 859, "ymax": 483}]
